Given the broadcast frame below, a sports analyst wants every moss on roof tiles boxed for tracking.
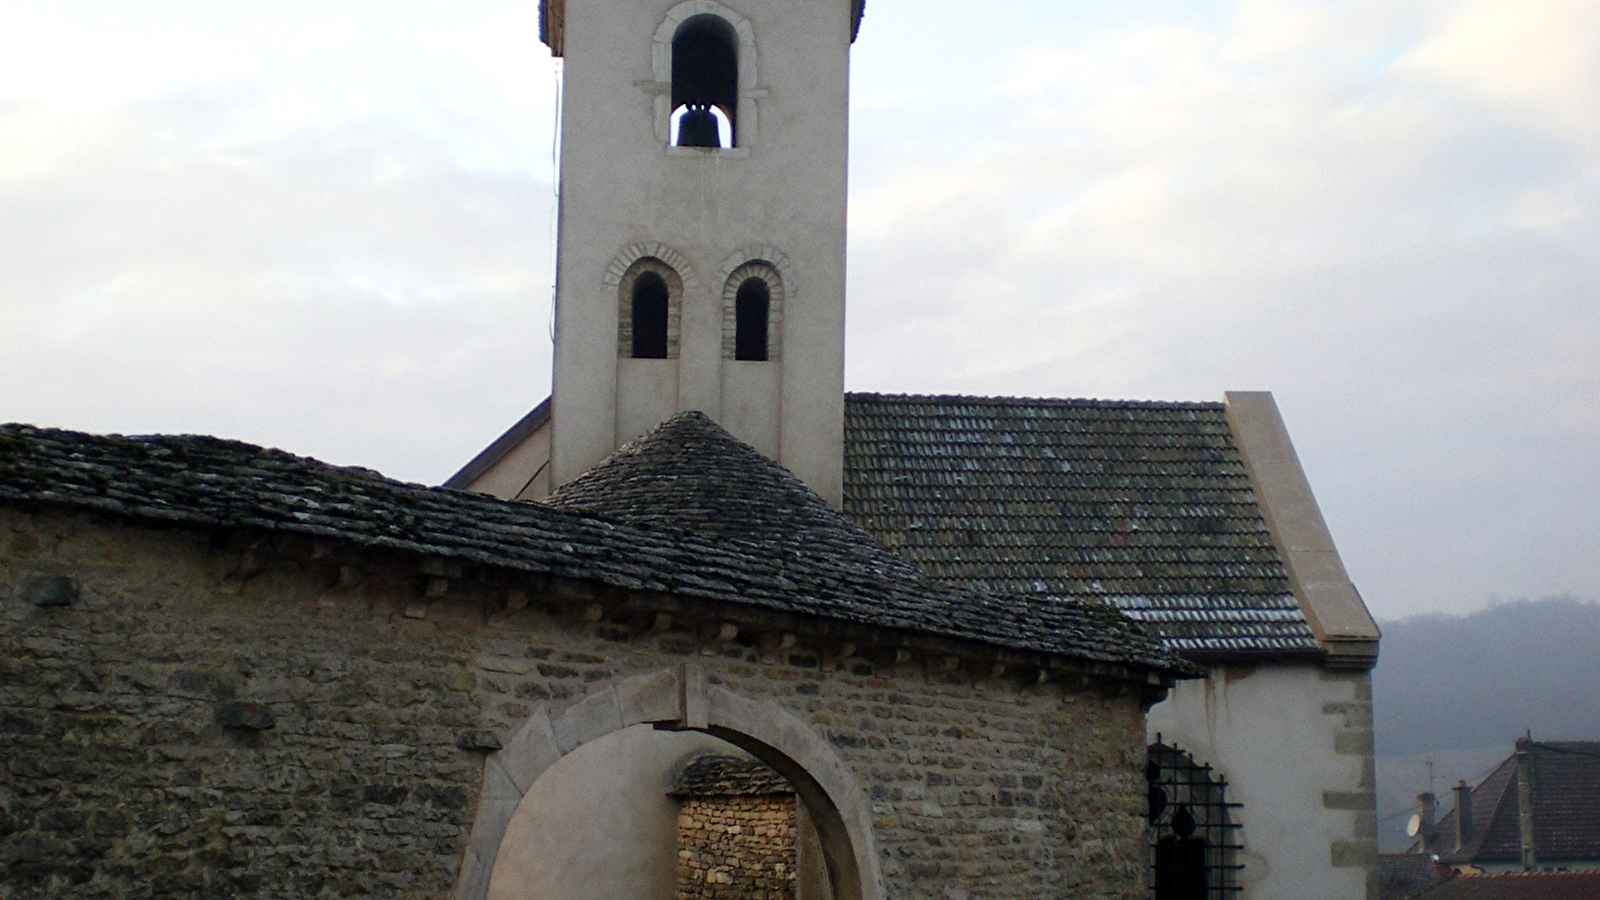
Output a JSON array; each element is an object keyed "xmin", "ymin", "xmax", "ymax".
[
  {"xmin": 0, "ymin": 419, "xmax": 1187, "ymax": 676},
  {"xmin": 843, "ymin": 393, "xmax": 1320, "ymax": 658}
]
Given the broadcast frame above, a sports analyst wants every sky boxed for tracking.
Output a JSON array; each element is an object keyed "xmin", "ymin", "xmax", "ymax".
[{"xmin": 1, "ymin": 0, "xmax": 1596, "ymax": 620}]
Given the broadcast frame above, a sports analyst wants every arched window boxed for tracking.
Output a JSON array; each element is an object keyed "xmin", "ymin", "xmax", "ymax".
[
  {"xmin": 734, "ymin": 278, "xmax": 769, "ymax": 361},
  {"xmin": 671, "ymin": 15, "xmax": 738, "ymax": 148},
  {"xmin": 721, "ymin": 261, "xmax": 782, "ymax": 362},
  {"xmin": 631, "ymin": 271, "xmax": 670, "ymax": 359},
  {"xmin": 1148, "ymin": 738, "xmax": 1242, "ymax": 899},
  {"xmin": 617, "ymin": 256, "xmax": 682, "ymax": 360}
]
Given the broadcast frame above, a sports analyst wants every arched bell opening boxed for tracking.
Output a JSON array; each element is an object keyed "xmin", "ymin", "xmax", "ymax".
[
  {"xmin": 734, "ymin": 278, "xmax": 770, "ymax": 361},
  {"xmin": 632, "ymin": 272, "xmax": 671, "ymax": 359},
  {"xmin": 720, "ymin": 261, "xmax": 783, "ymax": 363},
  {"xmin": 671, "ymin": 15, "xmax": 738, "ymax": 148},
  {"xmin": 616, "ymin": 257, "xmax": 683, "ymax": 361}
]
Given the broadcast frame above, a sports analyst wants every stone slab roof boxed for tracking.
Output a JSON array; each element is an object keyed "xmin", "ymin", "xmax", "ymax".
[
  {"xmin": 842, "ymin": 393, "xmax": 1320, "ymax": 658},
  {"xmin": 670, "ymin": 755, "xmax": 793, "ymax": 798},
  {"xmin": 1425, "ymin": 741, "xmax": 1600, "ymax": 865},
  {"xmin": 0, "ymin": 421, "xmax": 1184, "ymax": 676}
]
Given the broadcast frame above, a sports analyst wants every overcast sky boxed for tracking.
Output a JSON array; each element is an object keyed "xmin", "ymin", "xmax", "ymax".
[{"xmin": 2, "ymin": 0, "xmax": 1595, "ymax": 620}]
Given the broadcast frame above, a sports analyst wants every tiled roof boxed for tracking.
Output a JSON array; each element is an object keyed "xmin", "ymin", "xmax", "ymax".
[
  {"xmin": 0, "ymin": 421, "xmax": 1185, "ymax": 675},
  {"xmin": 1413, "ymin": 872, "xmax": 1600, "ymax": 900},
  {"xmin": 842, "ymin": 393, "xmax": 1319, "ymax": 658},
  {"xmin": 1380, "ymin": 853, "xmax": 1448, "ymax": 899},
  {"xmin": 443, "ymin": 397, "xmax": 548, "ymax": 490},
  {"xmin": 544, "ymin": 412, "xmax": 1181, "ymax": 672},
  {"xmin": 1426, "ymin": 741, "xmax": 1600, "ymax": 865},
  {"xmin": 671, "ymin": 755, "xmax": 792, "ymax": 798}
]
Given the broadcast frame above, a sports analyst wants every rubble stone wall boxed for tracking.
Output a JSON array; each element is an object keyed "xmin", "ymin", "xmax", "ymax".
[
  {"xmin": 0, "ymin": 509, "xmax": 484, "ymax": 899},
  {"xmin": 675, "ymin": 795, "xmax": 797, "ymax": 900},
  {"xmin": 1, "ymin": 506, "xmax": 1155, "ymax": 900}
]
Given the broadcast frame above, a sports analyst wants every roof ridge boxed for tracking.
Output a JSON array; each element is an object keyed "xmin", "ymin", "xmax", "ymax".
[{"xmin": 845, "ymin": 391, "xmax": 1224, "ymax": 409}]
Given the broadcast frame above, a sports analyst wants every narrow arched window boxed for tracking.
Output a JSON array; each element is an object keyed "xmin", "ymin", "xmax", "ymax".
[
  {"xmin": 632, "ymin": 272, "xmax": 670, "ymax": 359},
  {"xmin": 721, "ymin": 261, "xmax": 782, "ymax": 362},
  {"xmin": 734, "ymin": 278, "xmax": 769, "ymax": 361},
  {"xmin": 671, "ymin": 15, "xmax": 738, "ymax": 148}
]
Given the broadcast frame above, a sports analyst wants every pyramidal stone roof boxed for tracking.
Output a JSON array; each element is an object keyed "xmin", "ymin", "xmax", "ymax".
[
  {"xmin": 548, "ymin": 410, "xmax": 902, "ymax": 559},
  {"xmin": 0, "ymin": 420, "xmax": 1183, "ymax": 675},
  {"xmin": 843, "ymin": 393, "xmax": 1320, "ymax": 658},
  {"xmin": 545, "ymin": 412, "xmax": 1179, "ymax": 671}
]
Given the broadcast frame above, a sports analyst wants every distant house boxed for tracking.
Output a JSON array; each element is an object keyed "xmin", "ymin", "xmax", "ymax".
[
  {"xmin": 1380, "ymin": 852, "xmax": 1449, "ymax": 899},
  {"xmin": 1411, "ymin": 871, "xmax": 1600, "ymax": 899},
  {"xmin": 1411, "ymin": 739, "xmax": 1600, "ymax": 873}
]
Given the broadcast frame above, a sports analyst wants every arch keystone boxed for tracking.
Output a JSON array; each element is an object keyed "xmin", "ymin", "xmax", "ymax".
[{"xmin": 617, "ymin": 667, "xmax": 681, "ymax": 726}]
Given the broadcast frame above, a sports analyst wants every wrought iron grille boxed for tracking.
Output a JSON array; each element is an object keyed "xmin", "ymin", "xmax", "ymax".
[{"xmin": 1147, "ymin": 737, "xmax": 1243, "ymax": 899}]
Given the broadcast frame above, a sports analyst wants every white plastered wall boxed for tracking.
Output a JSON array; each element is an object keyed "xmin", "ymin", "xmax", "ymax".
[
  {"xmin": 1147, "ymin": 663, "xmax": 1377, "ymax": 900},
  {"xmin": 549, "ymin": 0, "xmax": 851, "ymax": 504}
]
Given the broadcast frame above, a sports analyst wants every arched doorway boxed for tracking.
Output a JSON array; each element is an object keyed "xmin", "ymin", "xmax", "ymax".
[{"xmin": 452, "ymin": 665, "xmax": 882, "ymax": 900}]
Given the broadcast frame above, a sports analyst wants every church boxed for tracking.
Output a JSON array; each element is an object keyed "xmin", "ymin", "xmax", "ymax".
[
  {"xmin": 0, "ymin": 0, "xmax": 1380, "ymax": 898},
  {"xmin": 453, "ymin": 0, "xmax": 1383, "ymax": 896}
]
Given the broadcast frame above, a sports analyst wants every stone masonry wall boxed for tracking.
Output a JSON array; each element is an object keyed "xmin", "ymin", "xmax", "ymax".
[
  {"xmin": 676, "ymin": 795, "xmax": 797, "ymax": 900},
  {"xmin": 1, "ymin": 505, "xmax": 1155, "ymax": 900},
  {"xmin": 0, "ymin": 509, "xmax": 485, "ymax": 899}
]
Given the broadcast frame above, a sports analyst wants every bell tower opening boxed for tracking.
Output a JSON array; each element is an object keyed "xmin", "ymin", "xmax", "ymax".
[
  {"xmin": 671, "ymin": 15, "xmax": 738, "ymax": 148},
  {"xmin": 545, "ymin": 0, "xmax": 861, "ymax": 504},
  {"xmin": 734, "ymin": 278, "xmax": 770, "ymax": 361},
  {"xmin": 630, "ymin": 270, "xmax": 672, "ymax": 359}
]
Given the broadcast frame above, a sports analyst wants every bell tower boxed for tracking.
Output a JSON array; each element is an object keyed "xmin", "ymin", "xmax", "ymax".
[{"xmin": 543, "ymin": 0, "xmax": 862, "ymax": 505}]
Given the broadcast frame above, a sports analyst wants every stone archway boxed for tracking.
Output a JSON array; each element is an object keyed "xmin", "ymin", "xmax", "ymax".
[{"xmin": 452, "ymin": 664, "xmax": 882, "ymax": 900}]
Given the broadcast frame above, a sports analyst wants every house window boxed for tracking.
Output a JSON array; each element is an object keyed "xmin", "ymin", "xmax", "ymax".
[
  {"xmin": 721, "ymin": 262, "xmax": 782, "ymax": 362},
  {"xmin": 671, "ymin": 15, "xmax": 738, "ymax": 148},
  {"xmin": 1148, "ymin": 738, "xmax": 1242, "ymax": 899},
  {"xmin": 734, "ymin": 278, "xmax": 769, "ymax": 361},
  {"xmin": 618, "ymin": 258, "xmax": 683, "ymax": 359}
]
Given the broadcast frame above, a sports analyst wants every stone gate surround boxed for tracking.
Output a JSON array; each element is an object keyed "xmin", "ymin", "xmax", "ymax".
[{"xmin": 455, "ymin": 665, "xmax": 882, "ymax": 900}]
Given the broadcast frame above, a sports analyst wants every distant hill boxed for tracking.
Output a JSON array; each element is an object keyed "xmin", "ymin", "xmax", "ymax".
[
  {"xmin": 1372, "ymin": 595, "xmax": 1600, "ymax": 849},
  {"xmin": 1375, "ymin": 595, "xmax": 1600, "ymax": 756}
]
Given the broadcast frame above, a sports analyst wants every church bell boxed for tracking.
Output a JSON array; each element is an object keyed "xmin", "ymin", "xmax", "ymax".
[{"xmin": 677, "ymin": 105, "xmax": 720, "ymax": 148}]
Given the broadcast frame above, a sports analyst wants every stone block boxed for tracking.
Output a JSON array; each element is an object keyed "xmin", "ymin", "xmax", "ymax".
[
  {"xmin": 551, "ymin": 687, "xmax": 622, "ymax": 755},
  {"xmin": 21, "ymin": 574, "xmax": 78, "ymax": 608},
  {"xmin": 1321, "ymin": 790, "xmax": 1374, "ymax": 811},
  {"xmin": 618, "ymin": 667, "xmax": 681, "ymax": 727},
  {"xmin": 500, "ymin": 708, "xmax": 561, "ymax": 795}
]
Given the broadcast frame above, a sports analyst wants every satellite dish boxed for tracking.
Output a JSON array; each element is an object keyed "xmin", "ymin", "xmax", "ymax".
[{"xmin": 1406, "ymin": 814, "xmax": 1423, "ymax": 837}]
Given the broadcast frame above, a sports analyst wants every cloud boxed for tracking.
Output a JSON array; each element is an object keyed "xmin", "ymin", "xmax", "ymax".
[
  {"xmin": 1, "ymin": 0, "xmax": 1594, "ymax": 617},
  {"xmin": 845, "ymin": 0, "xmax": 1600, "ymax": 616},
  {"xmin": 0, "ymin": 90, "xmax": 555, "ymax": 482},
  {"xmin": 1401, "ymin": 0, "xmax": 1600, "ymax": 145}
]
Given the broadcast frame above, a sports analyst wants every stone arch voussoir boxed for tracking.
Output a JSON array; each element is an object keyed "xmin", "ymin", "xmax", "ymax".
[
  {"xmin": 453, "ymin": 665, "xmax": 883, "ymax": 900},
  {"xmin": 716, "ymin": 244, "xmax": 795, "ymax": 298},
  {"xmin": 602, "ymin": 241, "xmax": 696, "ymax": 292}
]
